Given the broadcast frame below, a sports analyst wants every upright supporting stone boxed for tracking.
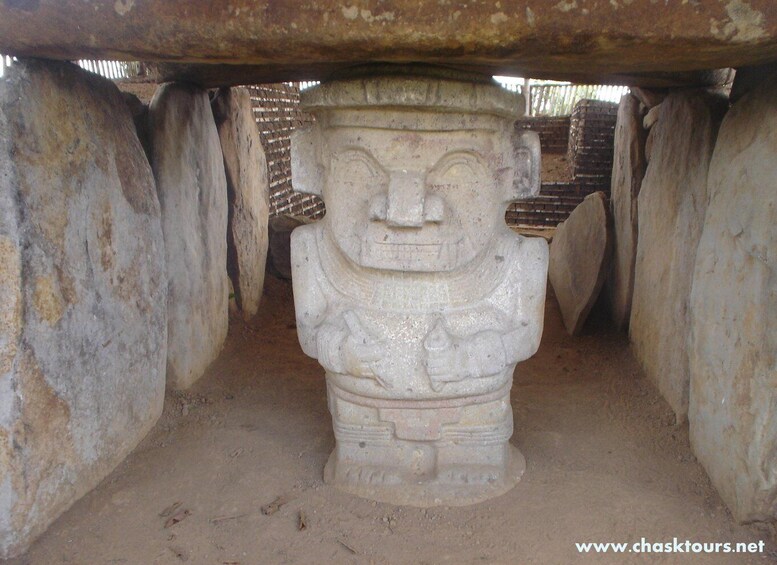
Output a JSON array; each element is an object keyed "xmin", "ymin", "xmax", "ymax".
[
  {"xmin": 290, "ymin": 67, "xmax": 547, "ymax": 506},
  {"xmin": 149, "ymin": 83, "xmax": 229, "ymax": 389},
  {"xmin": 0, "ymin": 60, "xmax": 167, "ymax": 558},
  {"xmin": 212, "ymin": 87, "xmax": 270, "ymax": 320},
  {"xmin": 605, "ymin": 94, "xmax": 646, "ymax": 331},
  {"xmin": 629, "ymin": 90, "xmax": 726, "ymax": 422},
  {"xmin": 689, "ymin": 74, "xmax": 777, "ymax": 523},
  {"xmin": 549, "ymin": 191, "xmax": 613, "ymax": 336}
]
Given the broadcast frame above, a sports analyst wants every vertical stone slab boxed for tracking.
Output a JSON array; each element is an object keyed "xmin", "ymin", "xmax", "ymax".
[
  {"xmin": 629, "ymin": 90, "xmax": 726, "ymax": 422},
  {"xmin": 689, "ymin": 74, "xmax": 777, "ymax": 523},
  {"xmin": 549, "ymin": 191, "xmax": 613, "ymax": 336},
  {"xmin": 605, "ymin": 94, "xmax": 646, "ymax": 331},
  {"xmin": 0, "ymin": 60, "xmax": 167, "ymax": 558},
  {"xmin": 212, "ymin": 87, "xmax": 270, "ymax": 320},
  {"xmin": 149, "ymin": 83, "xmax": 229, "ymax": 389}
]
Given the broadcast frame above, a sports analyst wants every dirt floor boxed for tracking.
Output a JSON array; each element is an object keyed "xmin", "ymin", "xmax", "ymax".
[
  {"xmin": 541, "ymin": 153, "xmax": 572, "ymax": 183},
  {"xmin": 8, "ymin": 273, "xmax": 777, "ymax": 565}
]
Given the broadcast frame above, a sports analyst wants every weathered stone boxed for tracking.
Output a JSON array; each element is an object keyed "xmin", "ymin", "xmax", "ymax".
[
  {"xmin": 151, "ymin": 65, "xmax": 733, "ymax": 90},
  {"xmin": 643, "ymin": 104, "xmax": 662, "ymax": 130},
  {"xmin": 604, "ymin": 94, "xmax": 646, "ymax": 332},
  {"xmin": 630, "ymin": 90, "xmax": 727, "ymax": 422},
  {"xmin": 268, "ymin": 215, "xmax": 308, "ymax": 281},
  {"xmin": 549, "ymin": 191, "xmax": 612, "ymax": 336},
  {"xmin": 291, "ymin": 67, "xmax": 547, "ymax": 506},
  {"xmin": 149, "ymin": 83, "xmax": 229, "ymax": 390},
  {"xmin": 212, "ymin": 87, "xmax": 270, "ymax": 320},
  {"xmin": 630, "ymin": 87, "xmax": 667, "ymax": 110},
  {"xmin": 644, "ymin": 128, "xmax": 656, "ymax": 164},
  {"xmin": 1, "ymin": 2, "xmax": 775, "ymax": 87},
  {"xmin": 0, "ymin": 60, "xmax": 166, "ymax": 558},
  {"xmin": 121, "ymin": 91, "xmax": 151, "ymax": 160},
  {"xmin": 689, "ymin": 74, "xmax": 777, "ymax": 523}
]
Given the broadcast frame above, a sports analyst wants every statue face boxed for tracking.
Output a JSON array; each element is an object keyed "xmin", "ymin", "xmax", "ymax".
[{"xmin": 321, "ymin": 119, "xmax": 511, "ymax": 272}]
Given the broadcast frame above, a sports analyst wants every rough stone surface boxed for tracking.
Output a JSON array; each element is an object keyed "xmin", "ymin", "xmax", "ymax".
[
  {"xmin": 604, "ymin": 94, "xmax": 646, "ymax": 332},
  {"xmin": 121, "ymin": 92, "xmax": 151, "ymax": 160},
  {"xmin": 269, "ymin": 216, "xmax": 308, "ymax": 281},
  {"xmin": 643, "ymin": 104, "xmax": 662, "ymax": 130},
  {"xmin": 1, "ymin": 2, "xmax": 776, "ymax": 86},
  {"xmin": 549, "ymin": 191, "xmax": 612, "ymax": 336},
  {"xmin": 149, "ymin": 83, "xmax": 229, "ymax": 390},
  {"xmin": 212, "ymin": 87, "xmax": 270, "ymax": 320},
  {"xmin": 630, "ymin": 90, "xmax": 727, "ymax": 422},
  {"xmin": 645, "ymin": 128, "xmax": 656, "ymax": 164},
  {"xmin": 0, "ymin": 60, "xmax": 166, "ymax": 558},
  {"xmin": 630, "ymin": 87, "xmax": 667, "ymax": 110},
  {"xmin": 689, "ymin": 74, "xmax": 777, "ymax": 524},
  {"xmin": 291, "ymin": 68, "xmax": 547, "ymax": 506}
]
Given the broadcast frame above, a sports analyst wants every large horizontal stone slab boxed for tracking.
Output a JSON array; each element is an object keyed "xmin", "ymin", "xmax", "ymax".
[
  {"xmin": 689, "ymin": 72, "xmax": 777, "ymax": 524},
  {"xmin": 0, "ymin": 60, "xmax": 167, "ymax": 558},
  {"xmin": 148, "ymin": 64, "xmax": 731, "ymax": 89},
  {"xmin": 1, "ymin": 1, "xmax": 776, "ymax": 86}
]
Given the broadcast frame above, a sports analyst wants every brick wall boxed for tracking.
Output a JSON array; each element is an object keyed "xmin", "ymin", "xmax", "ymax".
[
  {"xmin": 247, "ymin": 84, "xmax": 325, "ymax": 219},
  {"xmin": 515, "ymin": 116, "xmax": 571, "ymax": 154},
  {"xmin": 507, "ymin": 99, "xmax": 618, "ymax": 228}
]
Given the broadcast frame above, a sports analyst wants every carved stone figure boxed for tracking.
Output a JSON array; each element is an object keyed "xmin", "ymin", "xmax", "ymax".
[{"xmin": 291, "ymin": 67, "xmax": 548, "ymax": 505}]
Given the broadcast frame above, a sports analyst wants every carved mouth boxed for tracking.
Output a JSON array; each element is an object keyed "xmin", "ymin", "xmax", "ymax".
[{"xmin": 361, "ymin": 239, "xmax": 467, "ymax": 269}]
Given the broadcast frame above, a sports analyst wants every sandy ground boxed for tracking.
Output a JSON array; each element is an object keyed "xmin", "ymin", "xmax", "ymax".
[
  {"xmin": 541, "ymin": 153, "xmax": 572, "ymax": 183},
  {"xmin": 8, "ymin": 273, "xmax": 776, "ymax": 565}
]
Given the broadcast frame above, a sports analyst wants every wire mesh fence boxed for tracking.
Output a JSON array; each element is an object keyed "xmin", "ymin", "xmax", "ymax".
[
  {"xmin": 0, "ymin": 56, "xmax": 143, "ymax": 79},
  {"xmin": 494, "ymin": 77, "xmax": 628, "ymax": 117}
]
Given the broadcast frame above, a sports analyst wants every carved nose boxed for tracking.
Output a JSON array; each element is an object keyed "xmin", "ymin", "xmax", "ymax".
[
  {"xmin": 368, "ymin": 173, "xmax": 446, "ymax": 226},
  {"xmin": 386, "ymin": 170, "xmax": 425, "ymax": 228}
]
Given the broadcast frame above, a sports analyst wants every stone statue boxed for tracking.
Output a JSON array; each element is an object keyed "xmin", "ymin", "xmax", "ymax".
[{"xmin": 290, "ymin": 66, "xmax": 548, "ymax": 505}]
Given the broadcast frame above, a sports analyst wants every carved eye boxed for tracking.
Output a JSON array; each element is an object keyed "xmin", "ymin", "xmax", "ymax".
[
  {"xmin": 429, "ymin": 153, "xmax": 486, "ymax": 189},
  {"xmin": 332, "ymin": 150, "xmax": 385, "ymax": 187}
]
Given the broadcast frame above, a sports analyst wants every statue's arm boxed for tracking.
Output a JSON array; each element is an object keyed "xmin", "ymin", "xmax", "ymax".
[
  {"xmin": 424, "ymin": 236, "xmax": 549, "ymax": 385},
  {"xmin": 500, "ymin": 236, "xmax": 549, "ymax": 364},
  {"xmin": 290, "ymin": 225, "xmax": 334, "ymax": 361},
  {"xmin": 290, "ymin": 226, "xmax": 380, "ymax": 377}
]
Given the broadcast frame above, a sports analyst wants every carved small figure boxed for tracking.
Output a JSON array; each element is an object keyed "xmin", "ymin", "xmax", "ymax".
[{"xmin": 291, "ymin": 66, "xmax": 548, "ymax": 505}]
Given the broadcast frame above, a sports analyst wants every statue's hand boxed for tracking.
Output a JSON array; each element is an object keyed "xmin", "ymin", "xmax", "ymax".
[
  {"xmin": 342, "ymin": 311, "xmax": 390, "ymax": 387},
  {"xmin": 423, "ymin": 320, "xmax": 467, "ymax": 391},
  {"xmin": 424, "ymin": 322, "xmax": 509, "ymax": 391}
]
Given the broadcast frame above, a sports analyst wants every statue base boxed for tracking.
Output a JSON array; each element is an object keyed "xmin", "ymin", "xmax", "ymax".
[{"xmin": 323, "ymin": 380, "xmax": 525, "ymax": 506}]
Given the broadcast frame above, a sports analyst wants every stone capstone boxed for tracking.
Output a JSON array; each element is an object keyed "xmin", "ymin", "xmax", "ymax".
[
  {"xmin": 604, "ymin": 94, "xmax": 646, "ymax": 332},
  {"xmin": 689, "ymin": 73, "xmax": 777, "ymax": 523},
  {"xmin": 212, "ymin": 87, "xmax": 270, "ymax": 320},
  {"xmin": 549, "ymin": 191, "xmax": 612, "ymax": 336},
  {"xmin": 0, "ymin": 60, "xmax": 167, "ymax": 558},
  {"xmin": 149, "ymin": 83, "xmax": 229, "ymax": 389},
  {"xmin": 291, "ymin": 68, "xmax": 547, "ymax": 505},
  {"xmin": 629, "ymin": 90, "xmax": 727, "ymax": 422},
  {"xmin": 0, "ymin": 2, "xmax": 772, "ymax": 87}
]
